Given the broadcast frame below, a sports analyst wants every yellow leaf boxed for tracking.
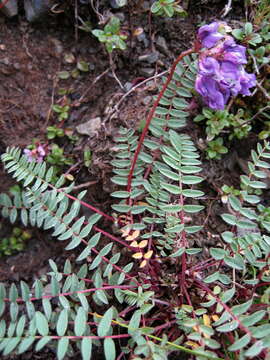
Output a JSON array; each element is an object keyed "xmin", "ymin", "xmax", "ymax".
[
  {"xmin": 132, "ymin": 252, "xmax": 143, "ymax": 259},
  {"xmin": 126, "ymin": 230, "xmax": 140, "ymax": 241},
  {"xmin": 203, "ymin": 314, "xmax": 211, "ymax": 327},
  {"xmin": 212, "ymin": 315, "xmax": 219, "ymax": 322},
  {"xmin": 133, "ymin": 27, "xmax": 144, "ymax": 37},
  {"xmin": 144, "ymin": 250, "xmax": 153, "ymax": 259},
  {"xmin": 120, "ymin": 227, "xmax": 131, "ymax": 238},
  {"xmin": 137, "ymin": 201, "xmax": 148, "ymax": 206},
  {"xmin": 185, "ymin": 341, "xmax": 199, "ymax": 349},
  {"xmin": 65, "ymin": 174, "xmax": 74, "ymax": 181},
  {"xmin": 130, "ymin": 241, "xmax": 138, "ymax": 248},
  {"xmin": 140, "ymin": 260, "xmax": 147, "ymax": 268},
  {"xmin": 138, "ymin": 240, "xmax": 148, "ymax": 248}
]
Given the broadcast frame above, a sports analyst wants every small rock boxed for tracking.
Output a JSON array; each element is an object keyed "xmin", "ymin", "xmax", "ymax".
[
  {"xmin": 139, "ymin": 67, "xmax": 155, "ymax": 77},
  {"xmin": 155, "ymin": 36, "xmax": 169, "ymax": 55},
  {"xmin": 124, "ymin": 82, "xmax": 133, "ymax": 92},
  {"xmin": 76, "ymin": 117, "xmax": 101, "ymax": 137},
  {"xmin": 137, "ymin": 33, "xmax": 150, "ymax": 48},
  {"xmin": 138, "ymin": 52, "xmax": 159, "ymax": 64},
  {"xmin": 0, "ymin": 57, "xmax": 10, "ymax": 65}
]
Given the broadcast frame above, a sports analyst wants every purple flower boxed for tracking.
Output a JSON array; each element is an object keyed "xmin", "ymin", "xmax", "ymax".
[
  {"xmin": 198, "ymin": 57, "xmax": 220, "ymax": 76},
  {"xmin": 24, "ymin": 149, "xmax": 35, "ymax": 162},
  {"xmin": 195, "ymin": 75, "xmax": 229, "ymax": 110},
  {"xmin": 239, "ymin": 71, "xmax": 256, "ymax": 96},
  {"xmin": 198, "ymin": 22, "xmax": 224, "ymax": 49},
  {"xmin": 195, "ymin": 22, "xmax": 256, "ymax": 110},
  {"xmin": 222, "ymin": 38, "xmax": 247, "ymax": 64},
  {"xmin": 24, "ymin": 145, "xmax": 46, "ymax": 163}
]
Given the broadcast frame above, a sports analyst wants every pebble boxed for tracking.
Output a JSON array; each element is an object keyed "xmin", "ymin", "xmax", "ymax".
[
  {"xmin": 124, "ymin": 82, "xmax": 133, "ymax": 92},
  {"xmin": 139, "ymin": 67, "xmax": 155, "ymax": 77},
  {"xmin": 155, "ymin": 36, "xmax": 169, "ymax": 55},
  {"xmin": 76, "ymin": 117, "xmax": 102, "ymax": 137},
  {"xmin": 138, "ymin": 51, "xmax": 159, "ymax": 64},
  {"xmin": 137, "ymin": 33, "xmax": 150, "ymax": 48}
]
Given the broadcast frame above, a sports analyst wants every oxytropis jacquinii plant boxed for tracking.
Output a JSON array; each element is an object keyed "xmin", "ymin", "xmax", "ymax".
[{"xmin": 0, "ymin": 21, "xmax": 270, "ymax": 360}]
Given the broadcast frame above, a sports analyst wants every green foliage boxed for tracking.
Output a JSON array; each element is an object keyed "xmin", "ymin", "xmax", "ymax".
[
  {"xmin": 0, "ymin": 226, "xmax": 31, "ymax": 256},
  {"xmin": 232, "ymin": 22, "xmax": 262, "ymax": 46},
  {"xmin": 205, "ymin": 137, "xmax": 228, "ymax": 160},
  {"xmin": 150, "ymin": 0, "xmax": 187, "ymax": 17},
  {"xmin": 52, "ymin": 104, "xmax": 70, "ymax": 122},
  {"xmin": 92, "ymin": 16, "xmax": 127, "ymax": 53},
  {"xmin": 46, "ymin": 126, "xmax": 65, "ymax": 140},
  {"xmin": 194, "ymin": 108, "xmax": 251, "ymax": 142},
  {"xmin": 46, "ymin": 144, "xmax": 73, "ymax": 166}
]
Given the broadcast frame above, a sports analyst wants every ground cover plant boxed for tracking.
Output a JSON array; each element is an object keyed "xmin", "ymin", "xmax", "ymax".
[{"xmin": 0, "ymin": 5, "xmax": 270, "ymax": 360}]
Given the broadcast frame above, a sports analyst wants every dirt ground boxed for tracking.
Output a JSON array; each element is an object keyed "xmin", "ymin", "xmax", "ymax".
[{"xmin": 0, "ymin": 0, "xmax": 255, "ymax": 358}]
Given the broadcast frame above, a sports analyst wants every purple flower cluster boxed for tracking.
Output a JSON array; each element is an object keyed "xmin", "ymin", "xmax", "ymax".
[
  {"xmin": 24, "ymin": 145, "xmax": 46, "ymax": 163},
  {"xmin": 195, "ymin": 22, "xmax": 256, "ymax": 110}
]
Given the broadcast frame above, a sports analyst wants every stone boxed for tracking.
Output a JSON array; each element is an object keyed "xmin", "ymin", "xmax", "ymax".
[
  {"xmin": 137, "ymin": 33, "xmax": 150, "ymax": 48},
  {"xmin": 138, "ymin": 52, "xmax": 159, "ymax": 64},
  {"xmin": 76, "ymin": 117, "xmax": 102, "ymax": 137},
  {"xmin": 139, "ymin": 67, "xmax": 155, "ymax": 77},
  {"xmin": 124, "ymin": 82, "xmax": 133, "ymax": 92},
  {"xmin": 155, "ymin": 36, "xmax": 169, "ymax": 55}
]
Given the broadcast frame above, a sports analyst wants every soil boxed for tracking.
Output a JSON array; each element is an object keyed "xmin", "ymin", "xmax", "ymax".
[{"xmin": 0, "ymin": 0, "xmax": 260, "ymax": 358}]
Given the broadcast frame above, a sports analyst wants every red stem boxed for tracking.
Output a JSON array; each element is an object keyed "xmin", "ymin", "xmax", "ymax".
[
  {"xmin": 0, "ymin": 0, "xmax": 10, "ymax": 9},
  {"xmin": 126, "ymin": 47, "xmax": 195, "ymax": 194}
]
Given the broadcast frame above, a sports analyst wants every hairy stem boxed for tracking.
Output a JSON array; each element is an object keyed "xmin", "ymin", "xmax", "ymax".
[{"xmin": 126, "ymin": 47, "xmax": 195, "ymax": 194}]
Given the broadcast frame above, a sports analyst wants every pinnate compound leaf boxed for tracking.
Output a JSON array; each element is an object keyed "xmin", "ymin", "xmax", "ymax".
[
  {"xmin": 75, "ymin": 307, "xmax": 87, "ymax": 336},
  {"xmin": 228, "ymin": 334, "xmax": 251, "ymax": 351},
  {"xmin": 216, "ymin": 320, "xmax": 238, "ymax": 332},
  {"xmin": 104, "ymin": 337, "xmax": 116, "ymax": 360},
  {"xmin": 252, "ymin": 324, "xmax": 270, "ymax": 338},
  {"xmin": 210, "ymin": 248, "xmax": 226, "ymax": 260},
  {"xmin": 128, "ymin": 310, "xmax": 141, "ymax": 335},
  {"xmin": 244, "ymin": 340, "xmax": 265, "ymax": 357},
  {"xmin": 57, "ymin": 309, "xmax": 69, "ymax": 336},
  {"xmin": 231, "ymin": 299, "xmax": 253, "ymax": 316},
  {"xmin": 81, "ymin": 337, "xmax": 92, "ymax": 360},
  {"xmin": 241, "ymin": 310, "xmax": 266, "ymax": 327},
  {"xmin": 221, "ymin": 213, "xmax": 237, "ymax": 226},
  {"xmin": 17, "ymin": 337, "xmax": 35, "ymax": 354},
  {"xmin": 35, "ymin": 311, "xmax": 49, "ymax": 336},
  {"xmin": 3, "ymin": 337, "xmax": 21, "ymax": 355},
  {"xmin": 57, "ymin": 337, "xmax": 69, "ymax": 360},
  {"xmin": 35, "ymin": 336, "xmax": 52, "ymax": 351},
  {"xmin": 98, "ymin": 307, "xmax": 113, "ymax": 336}
]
